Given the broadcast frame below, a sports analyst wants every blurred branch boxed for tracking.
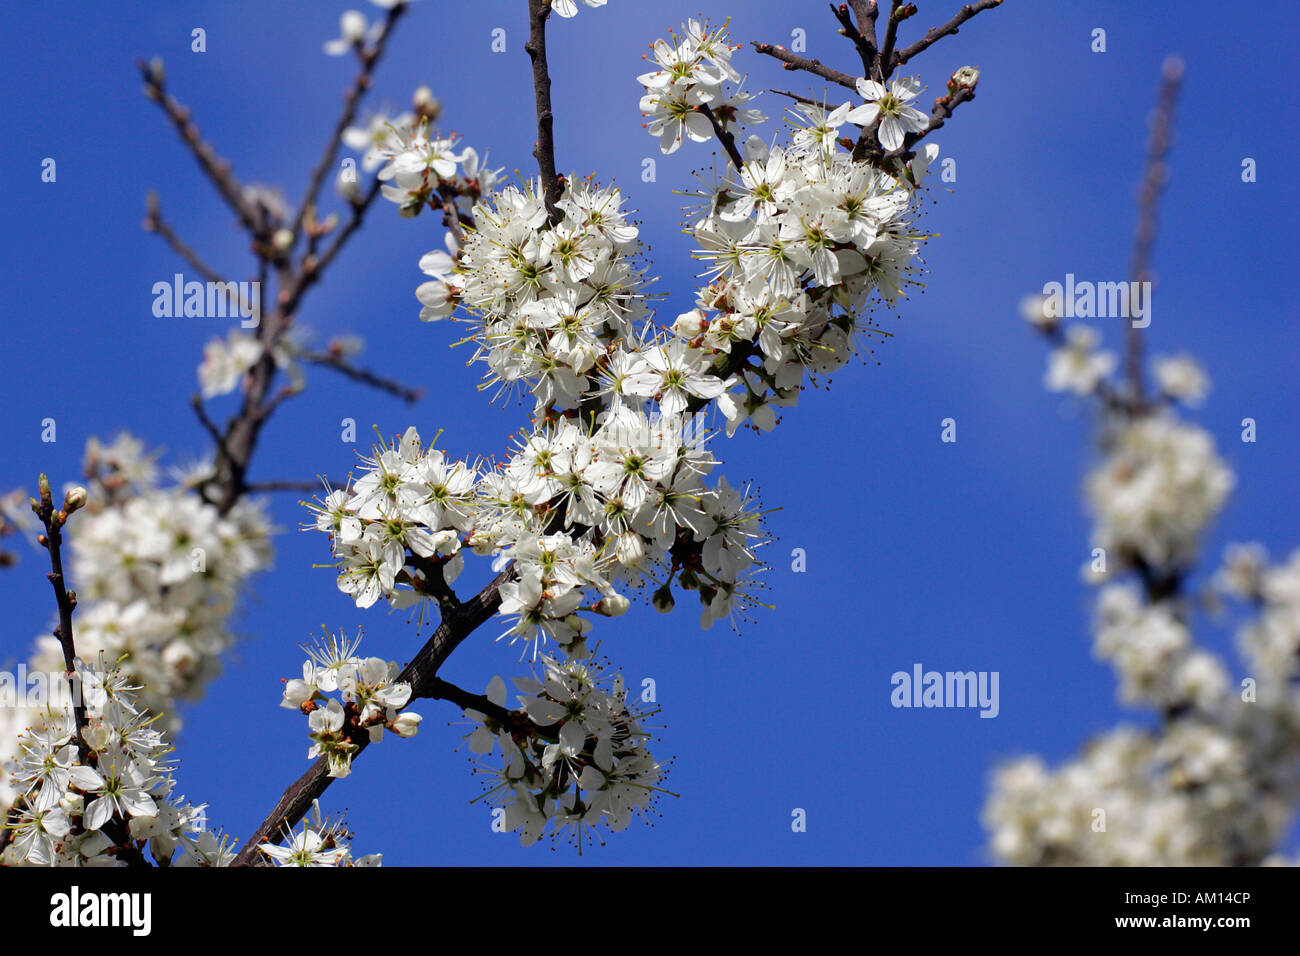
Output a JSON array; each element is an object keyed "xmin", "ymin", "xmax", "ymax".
[
  {"xmin": 137, "ymin": 59, "xmax": 267, "ymax": 239},
  {"xmin": 289, "ymin": 2, "xmax": 406, "ymax": 250},
  {"xmin": 299, "ymin": 347, "xmax": 424, "ymax": 404},
  {"xmin": 1125, "ymin": 56, "xmax": 1184, "ymax": 409},
  {"xmin": 699, "ymin": 103, "xmax": 746, "ymax": 170},
  {"xmin": 142, "ymin": 193, "xmax": 228, "ymax": 285}
]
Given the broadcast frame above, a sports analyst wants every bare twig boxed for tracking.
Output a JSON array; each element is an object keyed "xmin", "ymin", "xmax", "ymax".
[
  {"xmin": 893, "ymin": 0, "xmax": 1003, "ymax": 70},
  {"xmin": 750, "ymin": 42, "xmax": 860, "ymax": 90},
  {"xmin": 771, "ymin": 88, "xmax": 836, "ymax": 109},
  {"xmin": 32, "ymin": 477, "xmax": 90, "ymax": 758},
  {"xmin": 852, "ymin": 0, "xmax": 880, "ymax": 49},
  {"xmin": 830, "ymin": 3, "xmax": 877, "ymax": 76},
  {"xmin": 876, "ymin": 1, "xmax": 916, "ymax": 81}
]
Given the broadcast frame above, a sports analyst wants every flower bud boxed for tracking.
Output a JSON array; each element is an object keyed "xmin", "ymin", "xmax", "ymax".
[
  {"xmin": 413, "ymin": 85, "xmax": 441, "ymax": 121},
  {"xmin": 60, "ymin": 791, "xmax": 84, "ymax": 816},
  {"xmin": 673, "ymin": 308, "xmax": 707, "ymax": 338},
  {"xmin": 390, "ymin": 712, "xmax": 423, "ymax": 738},
  {"xmin": 594, "ymin": 592, "xmax": 630, "ymax": 617},
  {"xmin": 949, "ymin": 66, "xmax": 980, "ymax": 93},
  {"xmin": 651, "ymin": 583, "xmax": 675, "ymax": 613},
  {"xmin": 272, "ymin": 228, "xmax": 295, "ymax": 252},
  {"xmin": 63, "ymin": 486, "xmax": 88, "ymax": 513}
]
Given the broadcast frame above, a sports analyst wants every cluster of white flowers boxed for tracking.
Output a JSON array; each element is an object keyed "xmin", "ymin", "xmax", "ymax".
[
  {"xmin": 464, "ymin": 656, "xmax": 663, "ymax": 847},
  {"xmin": 1092, "ymin": 584, "xmax": 1227, "ymax": 712},
  {"xmin": 310, "ymin": 426, "xmax": 473, "ymax": 611},
  {"xmin": 637, "ymin": 19, "xmax": 762, "ymax": 154},
  {"xmin": 279, "ymin": 630, "xmax": 422, "ymax": 778},
  {"xmin": 418, "ymin": 176, "xmax": 648, "ymax": 409},
  {"xmin": 1043, "ymin": 324, "xmax": 1116, "ymax": 396},
  {"xmin": 984, "ymin": 725, "xmax": 1276, "ymax": 866},
  {"xmin": 1, "ymin": 656, "xmax": 221, "ymax": 867},
  {"xmin": 312, "ymin": 420, "xmax": 767, "ymax": 652},
  {"xmin": 1, "ymin": 436, "xmax": 272, "ymax": 818},
  {"xmin": 986, "ymin": 310, "xmax": 1300, "ymax": 866},
  {"xmin": 2, "ymin": 652, "xmax": 380, "ymax": 867},
  {"xmin": 357, "ymin": 113, "xmax": 501, "ymax": 218},
  {"xmin": 1085, "ymin": 414, "xmax": 1233, "ymax": 571}
]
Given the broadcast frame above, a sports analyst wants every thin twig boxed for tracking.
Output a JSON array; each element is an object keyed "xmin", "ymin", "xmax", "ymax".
[
  {"xmin": 772, "ymin": 88, "xmax": 836, "ymax": 109},
  {"xmin": 829, "ymin": 3, "xmax": 876, "ymax": 76},
  {"xmin": 33, "ymin": 478, "xmax": 90, "ymax": 759},
  {"xmin": 876, "ymin": 1, "xmax": 916, "ymax": 82}
]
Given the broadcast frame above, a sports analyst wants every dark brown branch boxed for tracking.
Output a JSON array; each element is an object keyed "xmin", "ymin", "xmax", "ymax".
[
  {"xmin": 876, "ymin": 2, "xmax": 917, "ymax": 82},
  {"xmin": 749, "ymin": 42, "xmax": 860, "ymax": 91},
  {"xmin": 230, "ymin": 566, "xmax": 515, "ymax": 865},
  {"xmin": 830, "ymin": 3, "xmax": 876, "ymax": 77},
  {"xmin": 289, "ymin": 2, "xmax": 406, "ymax": 248},
  {"xmin": 425, "ymin": 677, "xmax": 564, "ymax": 744},
  {"xmin": 425, "ymin": 677, "xmax": 511, "ymax": 724},
  {"xmin": 698, "ymin": 104, "xmax": 746, "ymax": 171},
  {"xmin": 893, "ymin": 0, "xmax": 1004, "ymax": 70},
  {"xmin": 852, "ymin": 0, "xmax": 880, "ymax": 49},
  {"xmin": 1126, "ymin": 56, "xmax": 1183, "ymax": 409},
  {"xmin": 137, "ymin": 60, "xmax": 267, "ymax": 239},
  {"xmin": 142, "ymin": 193, "xmax": 228, "ymax": 285},
  {"xmin": 525, "ymin": 0, "xmax": 563, "ymax": 223},
  {"xmin": 299, "ymin": 348, "xmax": 424, "ymax": 404}
]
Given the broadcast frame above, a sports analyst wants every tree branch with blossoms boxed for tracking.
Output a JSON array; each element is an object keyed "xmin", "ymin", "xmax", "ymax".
[{"xmin": 230, "ymin": 0, "xmax": 1009, "ymax": 860}]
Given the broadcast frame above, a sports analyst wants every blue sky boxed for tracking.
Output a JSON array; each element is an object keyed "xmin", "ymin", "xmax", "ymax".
[{"xmin": 1, "ymin": 0, "xmax": 1297, "ymax": 865}]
